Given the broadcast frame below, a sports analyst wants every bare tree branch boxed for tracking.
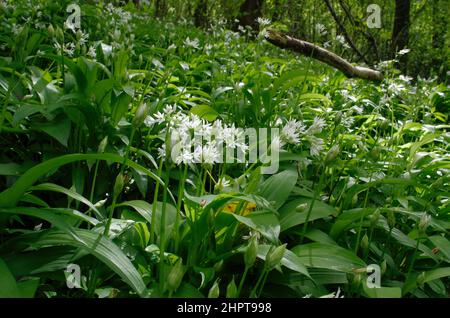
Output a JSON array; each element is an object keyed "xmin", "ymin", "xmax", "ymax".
[
  {"xmin": 265, "ymin": 30, "xmax": 383, "ymax": 81},
  {"xmin": 322, "ymin": 0, "xmax": 370, "ymax": 65}
]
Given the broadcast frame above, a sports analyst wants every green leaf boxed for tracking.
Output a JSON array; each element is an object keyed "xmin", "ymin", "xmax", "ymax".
[
  {"xmin": 258, "ymin": 170, "xmax": 298, "ymax": 209},
  {"xmin": 429, "ymin": 236, "xmax": 450, "ymax": 262},
  {"xmin": 0, "ymin": 257, "xmax": 20, "ymax": 297},
  {"xmin": 117, "ymin": 200, "xmax": 177, "ymax": 239},
  {"xmin": 0, "ymin": 163, "xmax": 26, "ymax": 176},
  {"xmin": 257, "ymin": 245, "xmax": 310, "ymax": 278},
  {"xmin": 232, "ymin": 211, "xmax": 280, "ymax": 242},
  {"xmin": 291, "ymin": 243, "xmax": 366, "ymax": 272},
  {"xmin": 111, "ymin": 91, "xmax": 132, "ymax": 126},
  {"xmin": 299, "ymin": 93, "xmax": 332, "ymax": 106},
  {"xmin": 17, "ymin": 278, "xmax": 40, "ymax": 298},
  {"xmin": 32, "ymin": 116, "xmax": 71, "ymax": 147},
  {"xmin": 280, "ymin": 198, "xmax": 337, "ymax": 231},
  {"xmin": 0, "ymin": 153, "xmax": 164, "ymax": 208},
  {"xmin": 31, "ymin": 183, "xmax": 102, "ymax": 220},
  {"xmin": 422, "ymin": 267, "xmax": 450, "ymax": 284},
  {"xmin": 363, "ymin": 284, "xmax": 402, "ymax": 298},
  {"xmin": 190, "ymin": 104, "xmax": 219, "ymax": 121},
  {"xmin": 34, "ymin": 229, "xmax": 147, "ymax": 297}
]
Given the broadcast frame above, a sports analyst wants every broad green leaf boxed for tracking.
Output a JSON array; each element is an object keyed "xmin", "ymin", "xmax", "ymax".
[
  {"xmin": 291, "ymin": 243, "xmax": 366, "ymax": 272},
  {"xmin": 422, "ymin": 267, "xmax": 450, "ymax": 284},
  {"xmin": 0, "ymin": 257, "xmax": 20, "ymax": 297},
  {"xmin": 0, "ymin": 153, "xmax": 163, "ymax": 208},
  {"xmin": 34, "ymin": 229, "xmax": 147, "ymax": 297},
  {"xmin": 257, "ymin": 245, "xmax": 310, "ymax": 278},
  {"xmin": 32, "ymin": 116, "xmax": 71, "ymax": 147},
  {"xmin": 232, "ymin": 211, "xmax": 280, "ymax": 242},
  {"xmin": 17, "ymin": 278, "xmax": 40, "ymax": 298},
  {"xmin": 190, "ymin": 104, "xmax": 219, "ymax": 121},
  {"xmin": 429, "ymin": 236, "xmax": 450, "ymax": 262},
  {"xmin": 0, "ymin": 163, "xmax": 26, "ymax": 176},
  {"xmin": 363, "ymin": 284, "xmax": 402, "ymax": 298},
  {"xmin": 258, "ymin": 170, "xmax": 298, "ymax": 209},
  {"xmin": 303, "ymin": 229, "xmax": 338, "ymax": 245},
  {"xmin": 31, "ymin": 183, "xmax": 102, "ymax": 220},
  {"xmin": 280, "ymin": 198, "xmax": 337, "ymax": 231},
  {"xmin": 118, "ymin": 200, "xmax": 177, "ymax": 239}
]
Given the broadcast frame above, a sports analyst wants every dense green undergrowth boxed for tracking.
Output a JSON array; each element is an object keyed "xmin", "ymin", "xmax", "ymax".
[{"xmin": 0, "ymin": 1, "xmax": 449, "ymax": 298}]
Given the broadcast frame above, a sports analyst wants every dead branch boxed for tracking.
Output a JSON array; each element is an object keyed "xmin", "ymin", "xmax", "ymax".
[{"xmin": 264, "ymin": 30, "xmax": 383, "ymax": 82}]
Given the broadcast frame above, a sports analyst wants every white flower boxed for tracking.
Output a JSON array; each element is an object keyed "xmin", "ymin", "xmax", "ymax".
[
  {"xmin": 397, "ymin": 48, "xmax": 410, "ymax": 56},
  {"xmin": 78, "ymin": 31, "xmax": 89, "ymax": 46},
  {"xmin": 336, "ymin": 35, "xmax": 349, "ymax": 48},
  {"xmin": 306, "ymin": 117, "xmax": 326, "ymax": 135},
  {"xmin": 399, "ymin": 75, "xmax": 412, "ymax": 83},
  {"xmin": 54, "ymin": 41, "xmax": 75, "ymax": 56},
  {"xmin": 388, "ymin": 82, "xmax": 406, "ymax": 95},
  {"xmin": 256, "ymin": 17, "xmax": 271, "ymax": 27},
  {"xmin": 281, "ymin": 119, "xmax": 305, "ymax": 145},
  {"xmin": 87, "ymin": 45, "xmax": 97, "ymax": 59},
  {"xmin": 157, "ymin": 144, "xmax": 166, "ymax": 159},
  {"xmin": 215, "ymin": 177, "xmax": 231, "ymax": 191},
  {"xmin": 183, "ymin": 37, "xmax": 200, "ymax": 49},
  {"xmin": 306, "ymin": 135, "xmax": 324, "ymax": 157},
  {"xmin": 175, "ymin": 148, "xmax": 194, "ymax": 164},
  {"xmin": 315, "ymin": 23, "xmax": 327, "ymax": 35},
  {"xmin": 64, "ymin": 20, "xmax": 77, "ymax": 33}
]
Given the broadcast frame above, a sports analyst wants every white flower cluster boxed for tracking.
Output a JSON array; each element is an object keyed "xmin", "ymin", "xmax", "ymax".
[
  {"xmin": 145, "ymin": 105, "xmax": 249, "ymax": 165},
  {"xmin": 277, "ymin": 117, "xmax": 326, "ymax": 156}
]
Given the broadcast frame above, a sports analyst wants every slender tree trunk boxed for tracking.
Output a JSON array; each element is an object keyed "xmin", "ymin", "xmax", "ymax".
[
  {"xmin": 154, "ymin": 0, "xmax": 167, "ymax": 18},
  {"xmin": 391, "ymin": 0, "xmax": 410, "ymax": 71},
  {"xmin": 432, "ymin": 0, "xmax": 447, "ymax": 78},
  {"xmin": 235, "ymin": 0, "xmax": 264, "ymax": 31},
  {"xmin": 194, "ymin": 0, "xmax": 208, "ymax": 28}
]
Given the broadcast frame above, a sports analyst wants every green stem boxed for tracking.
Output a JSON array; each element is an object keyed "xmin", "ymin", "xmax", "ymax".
[{"xmin": 237, "ymin": 266, "xmax": 249, "ymax": 297}]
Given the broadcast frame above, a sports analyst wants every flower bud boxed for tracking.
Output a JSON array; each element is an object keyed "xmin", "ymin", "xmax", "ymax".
[
  {"xmin": 48, "ymin": 24, "xmax": 55, "ymax": 38},
  {"xmin": 371, "ymin": 209, "xmax": 380, "ymax": 227},
  {"xmin": 418, "ymin": 213, "xmax": 431, "ymax": 234},
  {"xmin": 369, "ymin": 146, "xmax": 381, "ymax": 161},
  {"xmin": 296, "ymin": 203, "xmax": 308, "ymax": 212},
  {"xmin": 55, "ymin": 27, "xmax": 64, "ymax": 42},
  {"xmin": 98, "ymin": 136, "xmax": 108, "ymax": 153},
  {"xmin": 213, "ymin": 260, "xmax": 224, "ymax": 272},
  {"xmin": 387, "ymin": 210, "xmax": 396, "ymax": 229},
  {"xmin": 334, "ymin": 111, "xmax": 342, "ymax": 125},
  {"xmin": 325, "ymin": 144, "xmax": 340, "ymax": 163},
  {"xmin": 113, "ymin": 173, "xmax": 124, "ymax": 199},
  {"xmin": 266, "ymin": 244, "xmax": 286, "ymax": 270},
  {"xmin": 361, "ymin": 234, "xmax": 369, "ymax": 250},
  {"xmin": 417, "ymin": 271, "xmax": 426, "ymax": 285},
  {"xmin": 167, "ymin": 259, "xmax": 186, "ymax": 293},
  {"xmin": 244, "ymin": 236, "xmax": 258, "ymax": 268},
  {"xmin": 133, "ymin": 102, "xmax": 149, "ymax": 128},
  {"xmin": 352, "ymin": 273, "xmax": 362, "ymax": 287},
  {"xmin": 208, "ymin": 280, "xmax": 220, "ymax": 298},
  {"xmin": 381, "ymin": 259, "xmax": 387, "ymax": 275},
  {"xmin": 226, "ymin": 277, "xmax": 237, "ymax": 298}
]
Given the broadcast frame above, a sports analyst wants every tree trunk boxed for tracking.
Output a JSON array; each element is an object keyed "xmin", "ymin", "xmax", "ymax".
[
  {"xmin": 194, "ymin": 0, "xmax": 208, "ymax": 28},
  {"xmin": 391, "ymin": 0, "xmax": 410, "ymax": 71},
  {"xmin": 265, "ymin": 30, "xmax": 383, "ymax": 81},
  {"xmin": 154, "ymin": 0, "xmax": 167, "ymax": 18},
  {"xmin": 236, "ymin": 0, "xmax": 264, "ymax": 31}
]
